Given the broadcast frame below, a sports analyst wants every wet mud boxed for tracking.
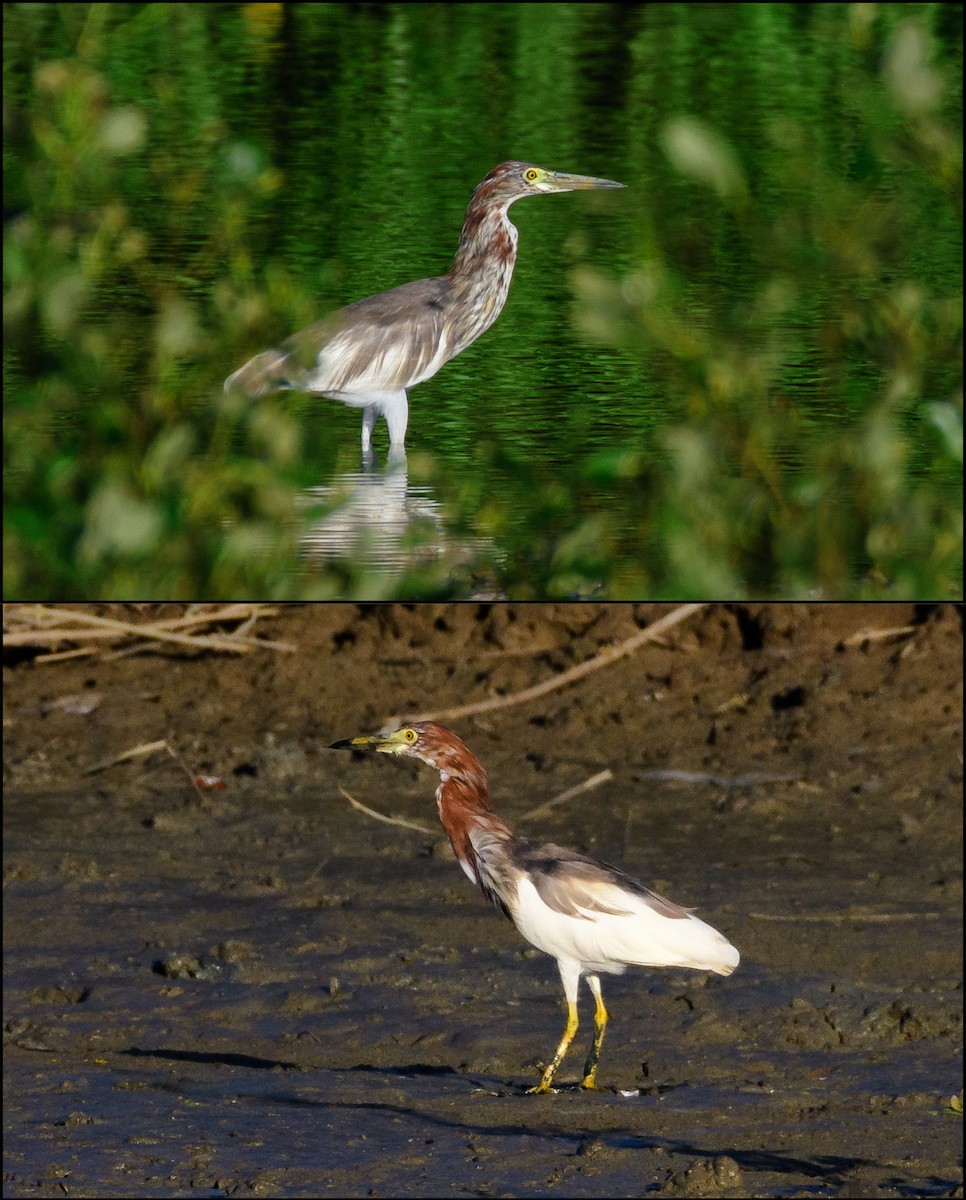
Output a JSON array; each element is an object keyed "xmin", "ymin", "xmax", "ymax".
[{"xmin": 3, "ymin": 602, "xmax": 963, "ymax": 1197}]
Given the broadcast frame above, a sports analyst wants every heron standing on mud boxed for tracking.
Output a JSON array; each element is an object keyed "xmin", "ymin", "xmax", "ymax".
[{"xmin": 330, "ymin": 721, "xmax": 739, "ymax": 1093}]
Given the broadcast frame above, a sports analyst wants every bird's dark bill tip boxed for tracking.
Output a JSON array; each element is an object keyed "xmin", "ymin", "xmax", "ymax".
[{"xmin": 328, "ymin": 738, "xmax": 356, "ymax": 750}]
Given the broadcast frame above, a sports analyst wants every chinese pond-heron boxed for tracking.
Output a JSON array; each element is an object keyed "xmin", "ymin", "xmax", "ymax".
[
  {"xmin": 226, "ymin": 162, "xmax": 624, "ymax": 453},
  {"xmin": 330, "ymin": 721, "xmax": 739, "ymax": 1094}
]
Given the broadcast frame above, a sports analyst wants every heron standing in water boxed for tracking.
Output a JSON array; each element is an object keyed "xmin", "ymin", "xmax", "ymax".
[
  {"xmin": 226, "ymin": 162, "xmax": 624, "ymax": 453},
  {"xmin": 330, "ymin": 721, "xmax": 739, "ymax": 1093}
]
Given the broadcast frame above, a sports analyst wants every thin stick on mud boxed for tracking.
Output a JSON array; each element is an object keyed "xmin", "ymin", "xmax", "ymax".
[
  {"xmin": 338, "ymin": 786, "xmax": 436, "ymax": 836},
  {"xmin": 3, "ymin": 603, "xmax": 296, "ymax": 657},
  {"xmin": 640, "ymin": 769, "xmax": 800, "ymax": 788},
  {"xmin": 842, "ymin": 624, "xmax": 917, "ymax": 647},
  {"xmin": 82, "ymin": 738, "xmax": 225, "ymax": 800},
  {"xmin": 517, "ymin": 770, "xmax": 614, "ymax": 825},
  {"xmin": 748, "ymin": 910, "xmax": 941, "ymax": 923},
  {"xmin": 83, "ymin": 740, "xmax": 171, "ymax": 773},
  {"xmin": 394, "ymin": 602, "xmax": 706, "ymax": 725}
]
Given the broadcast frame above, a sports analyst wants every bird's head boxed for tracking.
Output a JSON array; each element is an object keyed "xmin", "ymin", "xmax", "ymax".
[
  {"xmin": 472, "ymin": 161, "xmax": 624, "ymax": 208},
  {"xmin": 329, "ymin": 720, "xmax": 480, "ymax": 778}
]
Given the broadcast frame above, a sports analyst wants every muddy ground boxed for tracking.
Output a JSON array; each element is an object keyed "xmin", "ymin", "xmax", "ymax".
[{"xmin": 2, "ymin": 602, "xmax": 963, "ymax": 1198}]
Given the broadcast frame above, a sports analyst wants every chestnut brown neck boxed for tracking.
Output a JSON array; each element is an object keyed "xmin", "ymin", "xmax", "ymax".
[{"xmin": 436, "ymin": 771, "xmax": 513, "ymax": 889}]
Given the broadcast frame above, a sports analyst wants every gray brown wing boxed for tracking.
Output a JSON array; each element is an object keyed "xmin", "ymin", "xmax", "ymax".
[
  {"xmin": 226, "ymin": 276, "xmax": 458, "ymax": 399},
  {"xmin": 281, "ymin": 276, "xmax": 456, "ymax": 395},
  {"xmin": 511, "ymin": 840, "xmax": 694, "ymax": 921}
]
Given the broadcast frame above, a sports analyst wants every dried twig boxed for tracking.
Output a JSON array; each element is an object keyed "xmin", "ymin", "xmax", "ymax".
[
  {"xmin": 3, "ymin": 603, "xmax": 295, "ymax": 658},
  {"xmin": 640, "ymin": 769, "xmax": 800, "ymax": 789},
  {"xmin": 82, "ymin": 737, "xmax": 225, "ymax": 800},
  {"xmin": 338, "ymin": 786, "xmax": 435, "ymax": 835},
  {"xmin": 30, "ymin": 647, "xmax": 99, "ymax": 664},
  {"xmin": 394, "ymin": 602, "xmax": 706, "ymax": 725},
  {"xmin": 517, "ymin": 770, "xmax": 614, "ymax": 825},
  {"xmin": 748, "ymin": 910, "xmax": 941, "ymax": 923},
  {"xmin": 842, "ymin": 624, "xmax": 917, "ymax": 647},
  {"xmin": 83, "ymin": 739, "xmax": 170, "ymax": 773}
]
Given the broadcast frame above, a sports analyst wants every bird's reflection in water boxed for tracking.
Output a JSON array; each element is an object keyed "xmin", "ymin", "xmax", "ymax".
[{"xmin": 299, "ymin": 450, "xmax": 490, "ymax": 587}]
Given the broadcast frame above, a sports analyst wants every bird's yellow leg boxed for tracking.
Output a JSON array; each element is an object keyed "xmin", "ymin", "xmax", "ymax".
[
  {"xmin": 580, "ymin": 976, "xmax": 608, "ymax": 1090},
  {"xmin": 527, "ymin": 999, "xmax": 579, "ymax": 1094}
]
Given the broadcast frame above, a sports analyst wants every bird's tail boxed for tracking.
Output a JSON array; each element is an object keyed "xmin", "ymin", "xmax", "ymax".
[{"xmin": 223, "ymin": 348, "xmax": 292, "ymax": 398}]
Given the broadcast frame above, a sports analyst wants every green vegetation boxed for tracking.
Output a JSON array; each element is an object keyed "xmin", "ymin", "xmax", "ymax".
[
  {"xmin": 4, "ymin": 30, "xmax": 312, "ymax": 598},
  {"xmin": 557, "ymin": 20, "xmax": 962, "ymax": 599}
]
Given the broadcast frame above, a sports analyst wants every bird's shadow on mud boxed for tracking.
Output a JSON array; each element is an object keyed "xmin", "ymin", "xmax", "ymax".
[
  {"xmin": 123, "ymin": 1045, "xmax": 299, "ymax": 1072},
  {"xmin": 119, "ymin": 1047, "xmax": 878, "ymax": 1184}
]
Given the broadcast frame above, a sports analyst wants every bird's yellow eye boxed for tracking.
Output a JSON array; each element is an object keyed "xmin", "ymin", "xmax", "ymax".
[
  {"xmin": 403, "ymin": 728, "xmax": 418, "ymax": 743},
  {"xmin": 525, "ymin": 168, "xmax": 540, "ymax": 182}
]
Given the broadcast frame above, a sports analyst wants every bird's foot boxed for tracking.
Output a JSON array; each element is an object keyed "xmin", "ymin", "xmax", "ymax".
[
  {"xmin": 579, "ymin": 1074, "xmax": 602, "ymax": 1091},
  {"xmin": 526, "ymin": 1080, "xmax": 556, "ymax": 1095}
]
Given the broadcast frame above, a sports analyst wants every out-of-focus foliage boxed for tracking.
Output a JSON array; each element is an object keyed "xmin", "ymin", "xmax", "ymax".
[
  {"xmin": 3, "ymin": 33, "xmax": 322, "ymax": 597},
  {"xmin": 556, "ymin": 17, "xmax": 962, "ymax": 598}
]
